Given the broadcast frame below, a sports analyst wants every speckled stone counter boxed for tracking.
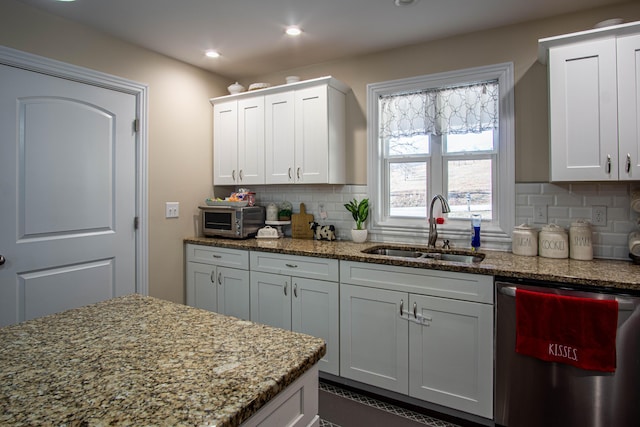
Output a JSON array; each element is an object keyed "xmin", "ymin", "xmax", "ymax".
[
  {"xmin": 0, "ymin": 294, "xmax": 325, "ymax": 427},
  {"xmin": 185, "ymin": 236, "xmax": 640, "ymax": 293}
]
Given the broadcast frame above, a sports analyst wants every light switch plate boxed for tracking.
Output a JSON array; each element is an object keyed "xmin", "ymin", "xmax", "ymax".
[
  {"xmin": 533, "ymin": 205, "xmax": 547, "ymax": 224},
  {"xmin": 165, "ymin": 202, "xmax": 179, "ymax": 218}
]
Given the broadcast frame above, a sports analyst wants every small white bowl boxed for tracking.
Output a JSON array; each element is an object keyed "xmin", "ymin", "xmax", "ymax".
[
  {"xmin": 227, "ymin": 82, "xmax": 245, "ymax": 94},
  {"xmin": 286, "ymin": 76, "xmax": 300, "ymax": 84}
]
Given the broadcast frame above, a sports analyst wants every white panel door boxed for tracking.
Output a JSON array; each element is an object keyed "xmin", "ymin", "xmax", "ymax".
[
  {"xmin": 340, "ymin": 284, "xmax": 409, "ymax": 394},
  {"xmin": 237, "ymin": 97, "xmax": 265, "ymax": 185},
  {"xmin": 409, "ymin": 294, "xmax": 494, "ymax": 418},
  {"xmin": 617, "ymin": 33, "xmax": 640, "ymax": 181},
  {"xmin": 0, "ymin": 64, "xmax": 137, "ymax": 326},
  {"xmin": 549, "ymin": 39, "xmax": 618, "ymax": 181},
  {"xmin": 186, "ymin": 262, "xmax": 217, "ymax": 312},
  {"xmin": 217, "ymin": 266, "xmax": 250, "ymax": 320},
  {"xmin": 213, "ymin": 100, "xmax": 238, "ymax": 185}
]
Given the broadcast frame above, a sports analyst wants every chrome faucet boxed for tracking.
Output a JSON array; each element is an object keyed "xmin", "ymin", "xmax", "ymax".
[{"xmin": 428, "ymin": 194, "xmax": 451, "ymax": 247}]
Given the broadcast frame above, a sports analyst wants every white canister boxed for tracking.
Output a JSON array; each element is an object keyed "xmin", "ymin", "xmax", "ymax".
[
  {"xmin": 629, "ymin": 231, "xmax": 640, "ymax": 257},
  {"xmin": 538, "ymin": 224, "xmax": 569, "ymax": 259},
  {"xmin": 569, "ymin": 219, "xmax": 593, "ymax": 260},
  {"xmin": 266, "ymin": 203, "xmax": 279, "ymax": 222},
  {"xmin": 512, "ymin": 224, "xmax": 538, "ymax": 256}
]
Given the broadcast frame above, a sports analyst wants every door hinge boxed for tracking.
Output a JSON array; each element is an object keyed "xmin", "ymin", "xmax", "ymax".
[
  {"xmin": 133, "ymin": 119, "xmax": 140, "ymax": 133},
  {"xmin": 134, "ymin": 216, "xmax": 139, "ymax": 230}
]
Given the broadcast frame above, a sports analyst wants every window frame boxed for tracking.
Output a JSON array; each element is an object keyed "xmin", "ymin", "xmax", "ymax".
[{"xmin": 366, "ymin": 62, "xmax": 515, "ymax": 245}]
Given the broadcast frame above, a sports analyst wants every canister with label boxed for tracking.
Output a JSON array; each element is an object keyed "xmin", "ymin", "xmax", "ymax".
[
  {"xmin": 538, "ymin": 224, "xmax": 569, "ymax": 259},
  {"xmin": 569, "ymin": 219, "xmax": 593, "ymax": 260},
  {"xmin": 512, "ymin": 224, "xmax": 538, "ymax": 256}
]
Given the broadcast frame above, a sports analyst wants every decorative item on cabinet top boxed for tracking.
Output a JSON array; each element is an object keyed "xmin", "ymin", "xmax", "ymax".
[{"xmin": 210, "ymin": 75, "xmax": 350, "ymax": 103}]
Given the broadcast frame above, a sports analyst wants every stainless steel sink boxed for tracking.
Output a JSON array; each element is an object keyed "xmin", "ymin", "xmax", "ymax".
[{"xmin": 362, "ymin": 246, "xmax": 485, "ymax": 263}]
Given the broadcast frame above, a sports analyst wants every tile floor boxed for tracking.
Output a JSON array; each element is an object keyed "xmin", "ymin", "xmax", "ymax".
[{"xmin": 318, "ymin": 381, "xmax": 462, "ymax": 427}]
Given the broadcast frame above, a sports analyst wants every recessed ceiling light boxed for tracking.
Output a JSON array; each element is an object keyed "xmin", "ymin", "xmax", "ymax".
[
  {"xmin": 394, "ymin": 0, "xmax": 419, "ymax": 6},
  {"xmin": 285, "ymin": 26, "xmax": 302, "ymax": 36},
  {"xmin": 205, "ymin": 50, "xmax": 220, "ymax": 58}
]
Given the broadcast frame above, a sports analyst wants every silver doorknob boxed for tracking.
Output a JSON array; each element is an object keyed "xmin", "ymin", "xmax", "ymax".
[{"xmin": 0, "ymin": 255, "xmax": 5, "ymax": 265}]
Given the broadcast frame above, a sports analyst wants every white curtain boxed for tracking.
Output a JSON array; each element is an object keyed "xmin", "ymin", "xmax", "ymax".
[{"xmin": 379, "ymin": 80, "xmax": 499, "ymax": 138}]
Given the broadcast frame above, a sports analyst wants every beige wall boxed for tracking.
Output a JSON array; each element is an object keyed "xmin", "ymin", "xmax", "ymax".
[
  {"xmin": 1, "ymin": 0, "xmax": 640, "ymax": 303},
  {"xmin": 0, "ymin": 0, "xmax": 230, "ymax": 303},
  {"xmin": 247, "ymin": 2, "xmax": 640, "ymax": 184}
]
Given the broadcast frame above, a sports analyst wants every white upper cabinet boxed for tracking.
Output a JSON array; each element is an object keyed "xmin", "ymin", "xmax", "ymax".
[
  {"xmin": 540, "ymin": 22, "xmax": 640, "ymax": 181},
  {"xmin": 212, "ymin": 76, "xmax": 348, "ymax": 185},
  {"xmin": 212, "ymin": 97, "xmax": 265, "ymax": 186}
]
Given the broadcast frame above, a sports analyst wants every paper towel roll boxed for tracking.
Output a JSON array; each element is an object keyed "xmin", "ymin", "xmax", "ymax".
[
  {"xmin": 629, "ymin": 231, "xmax": 640, "ymax": 256},
  {"xmin": 631, "ymin": 190, "xmax": 640, "ymax": 213}
]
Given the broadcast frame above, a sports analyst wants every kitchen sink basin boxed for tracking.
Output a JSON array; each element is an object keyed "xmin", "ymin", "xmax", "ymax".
[{"xmin": 362, "ymin": 246, "xmax": 485, "ymax": 264}]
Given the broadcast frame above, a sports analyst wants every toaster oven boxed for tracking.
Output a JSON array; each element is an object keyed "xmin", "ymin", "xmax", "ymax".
[{"xmin": 199, "ymin": 205, "xmax": 265, "ymax": 239}]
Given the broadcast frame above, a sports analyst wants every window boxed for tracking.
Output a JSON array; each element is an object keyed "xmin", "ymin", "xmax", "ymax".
[{"xmin": 367, "ymin": 63, "xmax": 514, "ymax": 245}]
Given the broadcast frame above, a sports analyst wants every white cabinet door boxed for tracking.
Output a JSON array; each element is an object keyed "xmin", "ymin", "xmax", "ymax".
[
  {"xmin": 292, "ymin": 277, "xmax": 339, "ymax": 375},
  {"xmin": 265, "ymin": 91, "xmax": 295, "ymax": 184},
  {"xmin": 237, "ymin": 97, "xmax": 265, "ymax": 185},
  {"xmin": 409, "ymin": 294, "xmax": 494, "ymax": 419},
  {"xmin": 294, "ymin": 85, "xmax": 329, "ymax": 183},
  {"xmin": 217, "ymin": 266, "xmax": 250, "ymax": 320},
  {"xmin": 617, "ymin": 33, "xmax": 640, "ymax": 181},
  {"xmin": 213, "ymin": 100, "xmax": 238, "ymax": 185},
  {"xmin": 186, "ymin": 262, "xmax": 250, "ymax": 320},
  {"xmin": 186, "ymin": 262, "xmax": 217, "ymax": 312},
  {"xmin": 549, "ymin": 38, "xmax": 618, "ymax": 181},
  {"xmin": 340, "ymin": 284, "xmax": 409, "ymax": 394},
  {"xmin": 250, "ymin": 271, "xmax": 292, "ymax": 330}
]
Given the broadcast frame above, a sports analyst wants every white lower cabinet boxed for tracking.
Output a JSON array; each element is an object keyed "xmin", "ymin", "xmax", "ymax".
[
  {"xmin": 185, "ymin": 244, "xmax": 250, "ymax": 320},
  {"xmin": 250, "ymin": 252, "xmax": 340, "ymax": 376},
  {"xmin": 339, "ymin": 261, "xmax": 494, "ymax": 419}
]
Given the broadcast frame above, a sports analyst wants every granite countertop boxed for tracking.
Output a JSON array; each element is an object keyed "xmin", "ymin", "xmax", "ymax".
[
  {"xmin": 185, "ymin": 236, "xmax": 640, "ymax": 293},
  {"xmin": 0, "ymin": 294, "xmax": 326, "ymax": 427}
]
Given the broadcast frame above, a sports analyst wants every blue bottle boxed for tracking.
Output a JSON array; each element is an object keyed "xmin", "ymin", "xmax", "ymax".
[{"xmin": 471, "ymin": 214, "xmax": 481, "ymax": 251}]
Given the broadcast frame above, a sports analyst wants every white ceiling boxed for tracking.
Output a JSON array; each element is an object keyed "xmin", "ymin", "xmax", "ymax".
[{"xmin": 17, "ymin": 0, "xmax": 623, "ymax": 79}]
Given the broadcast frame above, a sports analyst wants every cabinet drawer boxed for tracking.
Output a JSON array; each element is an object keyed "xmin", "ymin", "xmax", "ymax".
[
  {"xmin": 340, "ymin": 261, "xmax": 493, "ymax": 304},
  {"xmin": 250, "ymin": 252, "xmax": 339, "ymax": 282},
  {"xmin": 185, "ymin": 244, "xmax": 249, "ymax": 269}
]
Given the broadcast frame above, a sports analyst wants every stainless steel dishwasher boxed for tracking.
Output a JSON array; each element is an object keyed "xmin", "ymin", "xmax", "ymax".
[{"xmin": 495, "ymin": 278, "xmax": 640, "ymax": 427}]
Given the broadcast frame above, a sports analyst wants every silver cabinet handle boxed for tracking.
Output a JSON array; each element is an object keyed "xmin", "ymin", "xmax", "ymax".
[
  {"xmin": 413, "ymin": 302, "xmax": 417, "ymax": 319},
  {"xmin": 606, "ymin": 155, "xmax": 611, "ymax": 174},
  {"xmin": 285, "ymin": 263, "xmax": 298, "ymax": 268},
  {"xmin": 239, "ymin": 169, "xmax": 243, "ymax": 181},
  {"xmin": 212, "ymin": 254, "xmax": 222, "ymax": 259},
  {"xmin": 232, "ymin": 170, "xmax": 236, "ymax": 181},
  {"xmin": 284, "ymin": 282, "xmax": 288, "ymax": 296},
  {"xmin": 217, "ymin": 272, "xmax": 222, "ymax": 285},
  {"xmin": 626, "ymin": 154, "xmax": 632, "ymax": 174},
  {"xmin": 294, "ymin": 284, "xmax": 298, "ymax": 298},
  {"xmin": 297, "ymin": 167, "xmax": 301, "ymax": 180},
  {"xmin": 0, "ymin": 255, "xmax": 5, "ymax": 266},
  {"xmin": 400, "ymin": 299, "xmax": 404, "ymax": 316},
  {"xmin": 210, "ymin": 271, "xmax": 215, "ymax": 283},
  {"xmin": 288, "ymin": 167, "xmax": 292, "ymax": 180}
]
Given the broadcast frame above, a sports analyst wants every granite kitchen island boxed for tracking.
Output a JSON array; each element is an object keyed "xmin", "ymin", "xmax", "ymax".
[{"xmin": 0, "ymin": 294, "xmax": 326, "ymax": 426}]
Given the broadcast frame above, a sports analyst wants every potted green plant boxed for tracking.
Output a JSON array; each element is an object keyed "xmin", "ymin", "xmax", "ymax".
[{"xmin": 344, "ymin": 198, "xmax": 369, "ymax": 242}]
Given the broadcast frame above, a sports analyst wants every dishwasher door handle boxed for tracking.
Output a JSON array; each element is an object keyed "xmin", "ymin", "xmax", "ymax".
[{"xmin": 498, "ymin": 285, "xmax": 636, "ymax": 311}]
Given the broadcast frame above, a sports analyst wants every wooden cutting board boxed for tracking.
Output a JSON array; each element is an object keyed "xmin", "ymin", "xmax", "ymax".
[{"xmin": 291, "ymin": 203, "xmax": 314, "ymax": 239}]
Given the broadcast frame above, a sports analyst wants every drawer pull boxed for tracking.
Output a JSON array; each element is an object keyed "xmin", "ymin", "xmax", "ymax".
[
  {"xmin": 232, "ymin": 170, "xmax": 236, "ymax": 181},
  {"xmin": 288, "ymin": 167, "xmax": 292, "ymax": 180},
  {"xmin": 400, "ymin": 299, "xmax": 404, "ymax": 316},
  {"xmin": 627, "ymin": 154, "xmax": 632, "ymax": 174},
  {"xmin": 294, "ymin": 284, "xmax": 298, "ymax": 298},
  {"xmin": 212, "ymin": 254, "xmax": 222, "ymax": 259},
  {"xmin": 284, "ymin": 283, "xmax": 288, "ymax": 296},
  {"xmin": 210, "ymin": 271, "xmax": 215, "ymax": 283},
  {"xmin": 297, "ymin": 167, "xmax": 301, "ymax": 180},
  {"xmin": 606, "ymin": 155, "xmax": 611, "ymax": 174},
  {"xmin": 217, "ymin": 272, "xmax": 222, "ymax": 285},
  {"xmin": 285, "ymin": 263, "xmax": 298, "ymax": 268},
  {"xmin": 413, "ymin": 302, "xmax": 417, "ymax": 319}
]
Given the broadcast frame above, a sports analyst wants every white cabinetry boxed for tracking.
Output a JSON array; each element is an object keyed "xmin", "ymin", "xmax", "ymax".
[
  {"xmin": 339, "ymin": 261, "xmax": 494, "ymax": 419},
  {"xmin": 250, "ymin": 252, "xmax": 340, "ymax": 375},
  {"xmin": 540, "ymin": 22, "xmax": 640, "ymax": 181},
  {"xmin": 185, "ymin": 244, "xmax": 250, "ymax": 320},
  {"xmin": 212, "ymin": 76, "xmax": 348, "ymax": 186},
  {"xmin": 212, "ymin": 97, "xmax": 265, "ymax": 185}
]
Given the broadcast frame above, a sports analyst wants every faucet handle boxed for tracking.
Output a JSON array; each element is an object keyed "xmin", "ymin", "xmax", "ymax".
[{"xmin": 442, "ymin": 239, "xmax": 450, "ymax": 249}]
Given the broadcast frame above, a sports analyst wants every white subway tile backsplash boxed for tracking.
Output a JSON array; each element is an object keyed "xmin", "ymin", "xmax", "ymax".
[{"xmin": 244, "ymin": 181, "xmax": 636, "ymax": 261}]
